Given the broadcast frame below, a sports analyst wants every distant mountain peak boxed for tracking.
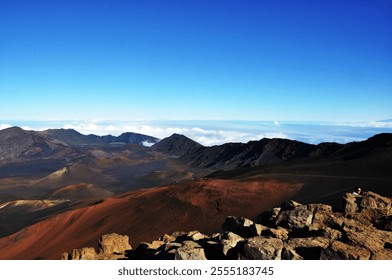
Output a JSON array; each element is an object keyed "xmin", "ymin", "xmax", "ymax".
[{"xmin": 152, "ymin": 133, "xmax": 203, "ymax": 156}]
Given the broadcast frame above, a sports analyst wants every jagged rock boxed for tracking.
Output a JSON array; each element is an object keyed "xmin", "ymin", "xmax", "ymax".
[
  {"xmin": 220, "ymin": 232, "xmax": 244, "ymax": 256},
  {"xmin": 281, "ymin": 247, "xmax": 303, "ymax": 260},
  {"xmin": 320, "ymin": 241, "xmax": 371, "ymax": 260},
  {"xmin": 276, "ymin": 204, "xmax": 313, "ymax": 229},
  {"xmin": 308, "ymin": 204, "xmax": 334, "ymax": 231},
  {"xmin": 187, "ymin": 230, "xmax": 207, "ymax": 241},
  {"xmin": 159, "ymin": 234, "xmax": 176, "ymax": 243},
  {"xmin": 360, "ymin": 191, "xmax": 391, "ymax": 215},
  {"xmin": 343, "ymin": 193, "xmax": 360, "ymax": 216},
  {"xmin": 342, "ymin": 222, "xmax": 392, "ymax": 253},
  {"xmin": 165, "ymin": 242, "xmax": 182, "ymax": 250},
  {"xmin": 285, "ymin": 237, "xmax": 330, "ymax": 260},
  {"xmin": 171, "ymin": 231, "xmax": 188, "ymax": 238},
  {"xmin": 71, "ymin": 247, "xmax": 97, "ymax": 260},
  {"xmin": 241, "ymin": 237, "xmax": 283, "ymax": 260},
  {"xmin": 222, "ymin": 216, "xmax": 255, "ymax": 237},
  {"xmin": 281, "ymin": 200, "xmax": 303, "ymax": 210},
  {"xmin": 175, "ymin": 241, "xmax": 207, "ymax": 260},
  {"xmin": 260, "ymin": 226, "xmax": 289, "ymax": 240},
  {"xmin": 175, "ymin": 247, "xmax": 207, "ymax": 260},
  {"xmin": 211, "ymin": 233, "xmax": 222, "ymax": 240},
  {"xmin": 140, "ymin": 240, "xmax": 165, "ymax": 250},
  {"xmin": 249, "ymin": 223, "xmax": 266, "ymax": 236},
  {"xmin": 99, "ymin": 233, "xmax": 132, "ymax": 255}
]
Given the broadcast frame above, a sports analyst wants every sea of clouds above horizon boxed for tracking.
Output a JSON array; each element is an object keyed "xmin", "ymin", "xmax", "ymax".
[{"xmin": 1, "ymin": 120, "xmax": 392, "ymax": 146}]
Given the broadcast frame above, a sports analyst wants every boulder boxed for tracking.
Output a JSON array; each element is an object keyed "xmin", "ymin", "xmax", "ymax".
[
  {"xmin": 98, "ymin": 233, "xmax": 132, "ymax": 255},
  {"xmin": 260, "ymin": 227, "xmax": 289, "ymax": 240},
  {"xmin": 220, "ymin": 232, "xmax": 244, "ymax": 256},
  {"xmin": 140, "ymin": 240, "xmax": 165, "ymax": 250},
  {"xmin": 342, "ymin": 223, "xmax": 392, "ymax": 253},
  {"xmin": 159, "ymin": 234, "xmax": 176, "ymax": 243},
  {"xmin": 175, "ymin": 241, "xmax": 207, "ymax": 260},
  {"xmin": 360, "ymin": 191, "xmax": 391, "ymax": 216},
  {"xmin": 308, "ymin": 204, "xmax": 334, "ymax": 231},
  {"xmin": 343, "ymin": 193, "xmax": 360, "ymax": 216},
  {"xmin": 241, "ymin": 237, "xmax": 283, "ymax": 260},
  {"xmin": 71, "ymin": 247, "xmax": 97, "ymax": 260},
  {"xmin": 187, "ymin": 230, "xmax": 207, "ymax": 241},
  {"xmin": 275, "ymin": 205, "xmax": 313, "ymax": 229}
]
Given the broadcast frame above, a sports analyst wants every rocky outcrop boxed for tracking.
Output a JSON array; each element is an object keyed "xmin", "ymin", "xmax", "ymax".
[
  {"xmin": 62, "ymin": 233, "xmax": 131, "ymax": 260},
  {"xmin": 63, "ymin": 191, "xmax": 392, "ymax": 260}
]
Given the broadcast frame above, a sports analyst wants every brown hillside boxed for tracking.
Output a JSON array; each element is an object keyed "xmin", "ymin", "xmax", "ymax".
[{"xmin": 0, "ymin": 178, "xmax": 301, "ymax": 259}]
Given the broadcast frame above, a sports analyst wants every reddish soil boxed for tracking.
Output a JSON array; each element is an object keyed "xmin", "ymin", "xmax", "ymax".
[{"xmin": 0, "ymin": 178, "xmax": 301, "ymax": 259}]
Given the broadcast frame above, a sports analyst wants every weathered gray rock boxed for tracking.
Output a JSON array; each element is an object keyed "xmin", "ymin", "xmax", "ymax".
[
  {"xmin": 241, "ymin": 237, "xmax": 283, "ymax": 260},
  {"xmin": 276, "ymin": 204, "xmax": 314, "ymax": 229}
]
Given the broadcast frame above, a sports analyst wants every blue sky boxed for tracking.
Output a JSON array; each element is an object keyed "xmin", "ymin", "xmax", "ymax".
[{"xmin": 0, "ymin": 0, "xmax": 391, "ymax": 143}]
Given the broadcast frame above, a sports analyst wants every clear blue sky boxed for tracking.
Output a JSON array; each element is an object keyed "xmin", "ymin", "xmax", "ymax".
[{"xmin": 1, "ymin": 0, "xmax": 391, "ymax": 122}]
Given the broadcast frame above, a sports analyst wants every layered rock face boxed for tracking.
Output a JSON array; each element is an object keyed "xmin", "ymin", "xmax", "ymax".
[{"xmin": 63, "ymin": 191, "xmax": 392, "ymax": 260}]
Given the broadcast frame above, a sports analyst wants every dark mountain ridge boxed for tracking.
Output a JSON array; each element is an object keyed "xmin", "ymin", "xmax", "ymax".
[
  {"xmin": 41, "ymin": 128, "xmax": 160, "ymax": 147},
  {"xmin": 171, "ymin": 133, "xmax": 392, "ymax": 170},
  {"xmin": 184, "ymin": 138, "xmax": 315, "ymax": 169},
  {"xmin": 0, "ymin": 127, "xmax": 159, "ymax": 163},
  {"xmin": 0, "ymin": 127, "xmax": 66, "ymax": 162}
]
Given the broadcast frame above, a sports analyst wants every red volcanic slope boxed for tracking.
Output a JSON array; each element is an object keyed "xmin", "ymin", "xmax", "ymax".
[{"xmin": 0, "ymin": 178, "xmax": 301, "ymax": 259}]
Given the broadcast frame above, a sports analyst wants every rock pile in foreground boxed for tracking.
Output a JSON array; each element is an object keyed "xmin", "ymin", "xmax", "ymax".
[{"xmin": 62, "ymin": 191, "xmax": 392, "ymax": 260}]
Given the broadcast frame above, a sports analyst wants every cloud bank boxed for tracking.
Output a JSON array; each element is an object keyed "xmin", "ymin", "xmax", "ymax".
[{"xmin": 1, "ymin": 120, "xmax": 392, "ymax": 146}]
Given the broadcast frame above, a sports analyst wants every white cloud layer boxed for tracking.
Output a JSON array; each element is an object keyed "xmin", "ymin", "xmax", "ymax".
[
  {"xmin": 1, "ymin": 120, "xmax": 392, "ymax": 146},
  {"xmin": 61, "ymin": 121, "xmax": 287, "ymax": 146},
  {"xmin": 0, "ymin": 124, "xmax": 12, "ymax": 130}
]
